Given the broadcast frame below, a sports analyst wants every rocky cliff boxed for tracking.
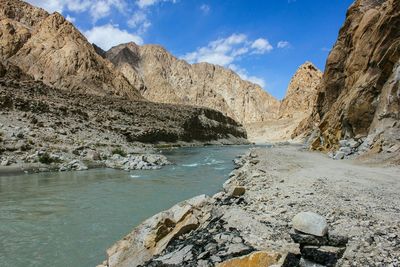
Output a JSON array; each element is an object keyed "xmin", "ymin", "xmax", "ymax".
[
  {"xmin": 0, "ymin": 0, "xmax": 142, "ymax": 100},
  {"xmin": 105, "ymin": 42, "xmax": 280, "ymax": 124},
  {"xmin": 246, "ymin": 62, "xmax": 322, "ymax": 143},
  {"xmin": 278, "ymin": 62, "xmax": 322, "ymax": 119},
  {"xmin": 300, "ymin": 0, "xmax": 399, "ymax": 162}
]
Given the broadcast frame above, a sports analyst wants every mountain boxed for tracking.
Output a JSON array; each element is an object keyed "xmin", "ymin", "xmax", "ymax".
[
  {"xmin": 300, "ymin": 0, "xmax": 399, "ymax": 161},
  {"xmin": 245, "ymin": 62, "xmax": 322, "ymax": 142},
  {"xmin": 0, "ymin": 0, "xmax": 142, "ymax": 100},
  {"xmin": 104, "ymin": 42, "xmax": 280, "ymax": 124}
]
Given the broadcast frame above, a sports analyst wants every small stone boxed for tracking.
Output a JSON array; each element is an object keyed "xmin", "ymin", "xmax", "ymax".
[
  {"xmin": 228, "ymin": 186, "xmax": 246, "ymax": 197},
  {"xmin": 292, "ymin": 212, "xmax": 328, "ymax": 237},
  {"xmin": 333, "ymin": 151, "xmax": 345, "ymax": 160},
  {"xmin": 339, "ymin": 140, "xmax": 349, "ymax": 147},
  {"xmin": 339, "ymin": 146, "xmax": 352, "ymax": 155}
]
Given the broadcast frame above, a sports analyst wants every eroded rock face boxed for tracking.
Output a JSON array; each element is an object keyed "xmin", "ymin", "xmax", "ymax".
[
  {"xmin": 1, "ymin": 0, "xmax": 142, "ymax": 100},
  {"xmin": 302, "ymin": 0, "xmax": 400, "ymax": 161},
  {"xmin": 105, "ymin": 42, "xmax": 280, "ymax": 124},
  {"xmin": 279, "ymin": 62, "xmax": 322, "ymax": 119}
]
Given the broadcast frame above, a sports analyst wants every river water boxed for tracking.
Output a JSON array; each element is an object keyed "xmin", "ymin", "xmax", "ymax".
[{"xmin": 0, "ymin": 145, "xmax": 251, "ymax": 267}]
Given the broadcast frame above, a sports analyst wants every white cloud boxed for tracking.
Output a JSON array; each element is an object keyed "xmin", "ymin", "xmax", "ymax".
[
  {"xmin": 66, "ymin": 15, "xmax": 76, "ymax": 23},
  {"xmin": 277, "ymin": 41, "xmax": 290, "ymax": 49},
  {"xmin": 229, "ymin": 64, "xmax": 266, "ymax": 88},
  {"xmin": 200, "ymin": 4, "xmax": 210, "ymax": 14},
  {"xmin": 182, "ymin": 34, "xmax": 272, "ymax": 66},
  {"xmin": 26, "ymin": 0, "xmax": 124, "ymax": 21},
  {"xmin": 251, "ymin": 38, "xmax": 273, "ymax": 54},
  {"xmin": 84, "ymin": 24, "xmax": 143, "ymax": 50},
  {"xmin": 136, "ymin": 0, "xmax": 176, "ymax": 8},
  {"xmin": 128, "ymin": 11, "xmax": 151, "ymax": 34},
  {"xmin": 182, "ymin": 34, "xmax": 270, "ymax": 88}
]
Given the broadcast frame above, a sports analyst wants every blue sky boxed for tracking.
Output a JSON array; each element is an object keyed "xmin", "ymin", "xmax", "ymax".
[{"xmin": 27, "ymin": 0, "xmax": 354, "ymax": 99}]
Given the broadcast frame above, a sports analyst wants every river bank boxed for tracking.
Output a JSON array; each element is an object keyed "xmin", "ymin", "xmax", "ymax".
[{"xmin": 102, "ymin": 145, "xmax": 400, "ymax": 267}]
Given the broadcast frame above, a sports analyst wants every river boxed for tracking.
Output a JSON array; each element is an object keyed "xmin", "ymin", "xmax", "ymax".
[{"xmin": 0, "ymin": 145, "xmax": 251, "ymax": 267}]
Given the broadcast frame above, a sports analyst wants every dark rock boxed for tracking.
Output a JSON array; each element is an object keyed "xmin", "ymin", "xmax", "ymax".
[{"xmin": 301, "ymin": 246, "xmax": 345, "ymax": 267}]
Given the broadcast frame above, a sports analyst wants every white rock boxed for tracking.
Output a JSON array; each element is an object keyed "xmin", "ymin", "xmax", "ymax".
[{"xmin": 292, "ymin": 211, "xmax": 328, "ymax": 237}]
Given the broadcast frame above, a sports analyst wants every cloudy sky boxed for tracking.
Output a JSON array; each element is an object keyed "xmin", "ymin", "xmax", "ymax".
[{"xmin": 26, "ymin": 0, "xmax": 353, "ymax": 99}]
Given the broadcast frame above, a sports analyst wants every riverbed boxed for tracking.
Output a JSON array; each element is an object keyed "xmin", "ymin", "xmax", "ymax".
[{"xmin": 0, "ymin": 145, "xmax": 251, "ymax": 267}]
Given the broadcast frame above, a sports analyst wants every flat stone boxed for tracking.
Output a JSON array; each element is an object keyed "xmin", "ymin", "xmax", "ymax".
[
  {"xmin": 156, "ymin": 245, "xmax": 193, "ymax": 265},
  {"xmin": 301, "ymin": 246, "xmax": 346, "ymax": 267},
  {"xmin": 290, "ymin": 229, "xmax": 328, "ymax": 246},
  {"xmin": 292, "ymin": 212, "xmax": 328, "ymax": 237},
  {"xmin": 216, "ymin": 251, "xmax": 281, "ymax": 267}
]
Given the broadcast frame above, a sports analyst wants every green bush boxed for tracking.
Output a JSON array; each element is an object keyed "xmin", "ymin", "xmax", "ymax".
[
  {"xmin": 38, "ymin": 152, "xmax": 55, "ymax": 165},
  {"xmin": 111, "ymin": 148, "xmax": 127, "ymax": 157}
]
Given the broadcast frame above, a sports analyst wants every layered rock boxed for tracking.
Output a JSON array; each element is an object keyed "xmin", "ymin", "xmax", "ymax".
[
  {"xmin": 105, "ymin": 42, "xmax": 280, "ymax": 124},
  {"xmin": 301, "ymin": 0, "xmax": 400, "ymax": 161},
  {"xmin": 1, "ymin": 0, "xmax": 142, "ymax": 100}
]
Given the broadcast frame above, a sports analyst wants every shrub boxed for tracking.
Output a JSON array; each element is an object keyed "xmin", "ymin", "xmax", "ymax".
[
  {"xmin": 111, "ymin": 147, "xmax": 127, "ymax": 157},
  {"xmin": 38, "ymin": 152, "xmax": 55, "ymax": 165}
]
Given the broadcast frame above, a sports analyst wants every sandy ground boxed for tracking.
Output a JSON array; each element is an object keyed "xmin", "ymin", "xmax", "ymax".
[{"xmin": 235, "ymin": 145, "xmax": 400, "ymax": 266}]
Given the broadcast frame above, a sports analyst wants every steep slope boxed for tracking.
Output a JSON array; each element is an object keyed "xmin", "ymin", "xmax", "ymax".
[
  {"xmin": 278, "ymin": 62, "xmax": 322, "ymax": 119},
  {"xmin": 246, "ymin": 62, "xmax": 322, "ymax": 143},
  {"xmin": 301, "ymin": 0, "xmax": 399, "ymax": 162},
  {"xmin": 0, "ymin": 0, "xmax": 142, "ymax": 100},
  {"xmin": 105, "ymin": 42, "xmax": 280, "ymax": 124}
]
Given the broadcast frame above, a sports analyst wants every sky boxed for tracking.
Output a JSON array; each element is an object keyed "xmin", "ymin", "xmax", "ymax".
[{"xmin": 26, "ymin": 0, "xmax": 354, "ymax": 99}]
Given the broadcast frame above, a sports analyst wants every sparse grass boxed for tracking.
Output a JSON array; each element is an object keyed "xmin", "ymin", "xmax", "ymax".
[{"xmin": 112, "ymin": 147, "xmax": 127, "ymax": 157}]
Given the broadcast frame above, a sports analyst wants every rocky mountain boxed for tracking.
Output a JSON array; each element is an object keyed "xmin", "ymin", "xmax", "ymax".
[
  {"xmin": 0, "ymin": 0, "xmax": 142, "ymax": 100},
  {"xmin": 278, "ymin": 62, "xmax": 322, "ymax": 119},
  {"xmin": 246, "ymin": 62, "xmax": 322, "ymax": 143},
  {"xmin": 299, "ymin": 0, "xmax": 399, "ymax": 162},
  {"xmin": 104, "ymin": 42, "xmax": 280, "ymax": 124}
]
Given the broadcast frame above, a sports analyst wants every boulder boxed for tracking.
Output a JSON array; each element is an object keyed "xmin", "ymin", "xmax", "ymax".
[
  {"xmin": 292, "ymin": 212, "xmax": 328, "ymax": 237},
  {"xmin": 105, "ymin": 195, "xmax": 210, "ymax": 267},
  {"xmin": 333, "ymin": 151, "xmax": 345, "ymax": 160}
]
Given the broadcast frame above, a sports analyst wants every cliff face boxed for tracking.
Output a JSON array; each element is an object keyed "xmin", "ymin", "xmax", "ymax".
[
  {"xmin": 279, "ymin": 62, "xmax": 322, "ymax": 119},
  {"xmin": 305, "ymin": 0, "xmax": 399, "ymax": 159},
  {"xmin": 246, "ymin": 62, "xmax": 322, "ymax": 143},
  {"xmin": 0, "ymin": 0, "xmax": 142, "ymax": 100},
  {"xmin": 105, "ymin": 43, "xmax": 280, "ymax": 124}
]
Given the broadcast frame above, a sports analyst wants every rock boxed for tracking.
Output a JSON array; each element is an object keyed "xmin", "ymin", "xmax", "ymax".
[
  {"xmin": 105, "ymin": 195, "xmax": 208, "ymax": 267},
  {"xmin": 290, "ymin": 229, "xmax": 328, "ymax": 246},
  {"xmin": 228, "ymin": 186, "xmax": 246, "ymax": 197},
  {"xmin": 301, "ymin": 246, "xmax": 345, "ymax": 267},
  {"xmin": 59, "ymin": 160, "xmax": 88, "ymax": 172},
  {"xmin": 338, "ymin": 140, "xmax": 349, "ymax": 147},
  {"xmin": 339, "ymin": 146, "xmax": 352, "ymax": 155},
  {"xmin": 299, "ymin": 258, "xmax": 326, "ymax": 267},
  {"xmin": 333, "ymin": 151, "xmax": 345, "ymax": 160},
  {"xmin": 216, "ymin": 251, "xmax": 282, "ymax": 267},
  {"xmin": 292, "ymin": 212, "xmax": 328, "ymax": 237},
  {"xmin": 290, "ymin": 229, "xmax": 348, "ymax": 247},
  {"xmin": 348, "ymin": 139, "xmax": 360, "ymax": 149},
  {"xmin": 86, "ymin": 150, "xmax": 101, "ymax": 161},
  {"xmin": 155, "ymin": 245, "xmax": 193, "ymax": 265}
]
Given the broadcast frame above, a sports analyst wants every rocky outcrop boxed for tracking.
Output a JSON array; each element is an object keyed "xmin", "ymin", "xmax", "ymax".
[
  {"xmin": 105, "ymin": 42, "xmax": 280, "ymax": 124},
  {"xmin": 300, "ymin": 0, "xmax": 400, "ymax": 162},
  {"xmin": 278, "ymin": 62, "xmax": 322, "ymax": 119},
  {"xmin": 1, "ymin": 0, "xmax": 142, "ymax": 100},
  {"xmin": 246, "ymin": 62, "xmax": 322, "ymax": 143}
]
